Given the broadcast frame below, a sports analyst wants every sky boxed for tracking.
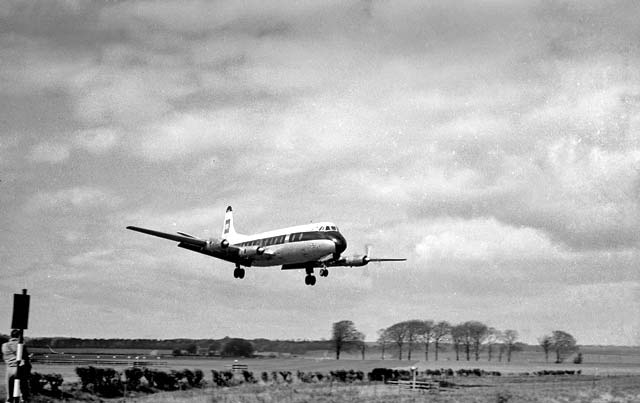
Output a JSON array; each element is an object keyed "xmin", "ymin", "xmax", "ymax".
[{"xmin": 1, "ymin": 0, "xmax": 639, "ymax": 346}]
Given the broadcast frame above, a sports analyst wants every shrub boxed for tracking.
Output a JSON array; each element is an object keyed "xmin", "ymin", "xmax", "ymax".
[
  {"xmin": 124, "ymin": 367, "xmax": 144, "ymax": 391},
  {"xmin": 211, "ymin": 370, "xmax": 234, "ymax": 387},
  {"xmin": 28, "ymin": 372, "xmax": 63, "ymax": 396},
  {"xmin": 75, "ymin": 366, "xmax": 122, "ymax": 397},
  {"xmin": 193, "ymin": 369, "xmax": 204, "ymax": 387}
]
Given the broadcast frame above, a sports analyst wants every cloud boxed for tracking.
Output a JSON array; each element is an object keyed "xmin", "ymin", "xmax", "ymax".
[
  {"xmin": 415, "ymin": 217, "xmax": 565, "ymax": 263},
  {"xmin": 131, "ymin": 110, "xmax": 265, "ymax": 162},
  {"xmin": 28, "ymin": 142, "xmax": 71, "ymax": 163},
  {"xmin": 28, "ymin": 128, "xmax": 119, "ymax": 164},
  {"xmin": 74, "ymin": 127, "xmax": 119, "ymax": 153},
  {"xmin": 26, "ymin": 187, "xmax": 122, "ymax": 212}
]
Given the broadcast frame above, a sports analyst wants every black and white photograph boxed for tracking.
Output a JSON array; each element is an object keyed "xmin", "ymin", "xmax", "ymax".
[{"xmin": 1, "ymin": 1, "xmax": 639, "ymax": 401}]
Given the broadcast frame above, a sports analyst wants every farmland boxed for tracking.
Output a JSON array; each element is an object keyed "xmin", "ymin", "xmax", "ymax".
[
  {"xmin": 128, "ymin": 375, "xmax": 640, "ymax": 403},
  {"xmin": 1, "ymin": 345, "xmax": 639, "ymax": 402}
]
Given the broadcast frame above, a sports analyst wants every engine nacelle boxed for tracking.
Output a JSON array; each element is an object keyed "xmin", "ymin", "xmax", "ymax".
[
  {"xmin": 238, "ymin": 245, "xmax": 266, "ymax": 258},
  {"xmin": 343, "ymin": 255, "xmax": 369, "ymax": 267},
  {"xmin": 203, "ymin": 238, "xmax": 230, "ymax": 253}
]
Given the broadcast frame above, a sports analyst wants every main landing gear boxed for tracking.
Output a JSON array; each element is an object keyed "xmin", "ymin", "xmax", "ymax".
[
  {"xmin": 304, "ymin": 274, "xmax": 316, "ymax": 286},
  {"xmin": 304, "ymin": 267, "xmax": 316, "ymax": 286},
  {"xmin": 233, "ymin": 265, "xmax": 245, "ymax": 279},
  {"xmin": 304, "ymin": 267, "xmax": 329, "ymax": 286}
]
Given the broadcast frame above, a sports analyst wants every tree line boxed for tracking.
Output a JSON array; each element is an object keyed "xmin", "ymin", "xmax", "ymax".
[
  {"xmin": 2, "ymin": 335, "xmax": 331, "ymax": 356},
  {"xmin": 332, "ymin": 320, "xmax": 578, "ymax": 363}
]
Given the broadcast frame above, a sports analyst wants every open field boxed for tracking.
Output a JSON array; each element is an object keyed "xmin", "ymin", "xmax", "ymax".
[
  {"xmin": 19, "ymin": 344, "xmax": 640, "ymax": 382},
  {"xmin": 1, "ymin": 347, "xmax": 638, "ymax": 401},
  {"xmin": 126, "ymin": 375, "xmax": 640, "ymax": 403}
]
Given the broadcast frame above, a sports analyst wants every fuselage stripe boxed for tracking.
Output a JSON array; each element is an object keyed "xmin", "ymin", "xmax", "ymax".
[{"xmin": 235, "ymin": 231, "xmax": 341, "ymax": 248}]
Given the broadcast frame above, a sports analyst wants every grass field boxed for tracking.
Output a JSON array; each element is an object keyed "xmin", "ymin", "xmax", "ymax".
[
  {"xmin": 1, "ymin": 346, "xmax": 639, "ymax": 402},
  {"xmin": 43, "ymin": 375, "xmax": 640, "ymax": 403}
]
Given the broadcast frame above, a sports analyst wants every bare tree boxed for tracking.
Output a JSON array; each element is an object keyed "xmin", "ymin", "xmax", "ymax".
[
  {"xmin": 386, "ymin": 321, "xmax": 410, "ymax": 360},
  {"xmin": 551, "ymin": 330, "xmax": 578, "ymax": 363},
  {"xmin": 403, "ymin": 320, "xmax": 425, "ymax": 361},
  {"xmin": 502, "ymin": 329, "xmax": 519, "ymax": 362},
  {"xmin": 485, "ymin": 327, "xmax": 501, "ymax": 361},
  {"xmin": 539, "ymin": 335, "xmax": 552, "ymax": 363},
  {"xmin": 377, "ymin": 328, "xmax": 390, "ymax": 360},
  {"xmin": 421, "ymin": 320, "xmax": 435, "ymax": 361},
  {"xmin": 466, "ymin": 321, "xmax": 488, "ymax": 361},
  {"xmin": 331, "ymin": 320, "xmax": 359, "ymax": 360},
  {"xmin": 432, "ymin": 321, "xmax": 451, "ymax": 361},
  {"xmin": 450, "ymin": 324, "xmax": 466, "ymax": 361}
]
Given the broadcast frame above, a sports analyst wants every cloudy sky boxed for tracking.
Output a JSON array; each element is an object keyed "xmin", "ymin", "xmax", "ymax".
[{"xmin": 1, "ymin": 0, "xmax": 639, "ymax": 346}]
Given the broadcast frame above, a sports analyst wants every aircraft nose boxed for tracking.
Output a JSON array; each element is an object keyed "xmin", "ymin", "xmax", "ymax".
[{"xmin": 332, "ymin": 233, "xmax": 347, "ymax": 255}]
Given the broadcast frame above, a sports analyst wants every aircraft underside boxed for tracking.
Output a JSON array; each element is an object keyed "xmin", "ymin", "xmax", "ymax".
[
  {"xmin": 231, "ymin": 240, "xmax": 335, "ymax": 286},
  {"xmin": 230, "ymin": 263, "xmax": 329, "ymax": 286}
]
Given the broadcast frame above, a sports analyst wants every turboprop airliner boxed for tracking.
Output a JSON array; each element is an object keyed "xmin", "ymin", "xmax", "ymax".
[{"xmin": 127, "ymin": 206, "xmax": 405, "ymax": 286}]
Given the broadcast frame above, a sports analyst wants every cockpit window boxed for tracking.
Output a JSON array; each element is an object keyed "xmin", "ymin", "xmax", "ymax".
[{"xmin": 320, "ymin": 226, "xmax": 324, "ymax": 231}]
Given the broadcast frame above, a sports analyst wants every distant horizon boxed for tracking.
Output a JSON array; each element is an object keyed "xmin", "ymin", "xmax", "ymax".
[{"xmin": 12, "ymin": 334, "xmax": 640, "ymax": 349}]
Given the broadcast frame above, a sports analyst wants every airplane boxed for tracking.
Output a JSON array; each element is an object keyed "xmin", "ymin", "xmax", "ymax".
[{"xmin": 126, "ymin": 206, "xmax": 406, "ymax": 286}]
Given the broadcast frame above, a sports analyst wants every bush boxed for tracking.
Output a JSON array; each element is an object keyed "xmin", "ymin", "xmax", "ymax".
[
  {"xmin": 75, "ymin": 366, "xmax": 122, "ymax": 397},
  {"xmin": 29, "ymin": 372, "xmax": 63, "ymax": 396},
  {"xmin": 211, "ymin": 370, "xmax": 234, "ymax": 387},
  {"xmin": 124, "ymin": 367, "xmax": 144, "ymax": 391}
]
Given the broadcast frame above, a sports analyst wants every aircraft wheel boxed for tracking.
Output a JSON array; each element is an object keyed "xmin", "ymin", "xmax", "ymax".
[
  {"xmin": 309, "ymin": 275, "xmax": 316, "ymax": 286},
  {"xmin": 238, "ymin": 268, "xmax": 245, "ymax": 279},
  {"xmin": 320, "ymin": 268, "xmax": 328, "ymax": 277},
  {"xmin": 304, "ymin": 275, "xmax": 310, "ymax": 285}
]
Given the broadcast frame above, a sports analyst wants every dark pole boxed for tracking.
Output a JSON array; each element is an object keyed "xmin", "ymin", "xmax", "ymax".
[{"xmin": 10, "ymin": 289, "xmax": 30, "ymax": 403}]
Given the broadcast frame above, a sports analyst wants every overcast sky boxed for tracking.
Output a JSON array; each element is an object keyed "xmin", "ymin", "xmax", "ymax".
[{"xmin": 1, "ymin": 0, "xmax": 639, "ymax": 346}]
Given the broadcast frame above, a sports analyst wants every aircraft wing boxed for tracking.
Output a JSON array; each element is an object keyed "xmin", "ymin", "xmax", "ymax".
[
  {"xmin": 126, "ymin": 226, "xmax": 207, "ymax": 248},
  {"xmin": 364, "ymin": 258, "xmax": 406, "ymax": 262},
  {"xmin": 126, "ymin": 226, "xmax": 253, "ymax": 266}
]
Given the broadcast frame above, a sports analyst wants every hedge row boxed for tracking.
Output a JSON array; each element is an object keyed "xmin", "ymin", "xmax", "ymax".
[
  {"xmin": 75, "ymin": 366, "xmax": 204, "ymax": 397},
  {"xmin": 531, "ymin": 370, "xmax": 582, "ymax": 376},
  {"xmin": 210, "ymin": 369, "xmax": 366, "ymax": 387},
  {"xmin": 22, "ymin": 366, "xmax": 584, "ymax": 398}
]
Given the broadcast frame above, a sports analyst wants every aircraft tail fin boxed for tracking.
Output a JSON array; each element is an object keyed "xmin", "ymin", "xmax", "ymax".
[{"xmin": 222, "ymin": 206, "xmax": 238, "ymax": 241}]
